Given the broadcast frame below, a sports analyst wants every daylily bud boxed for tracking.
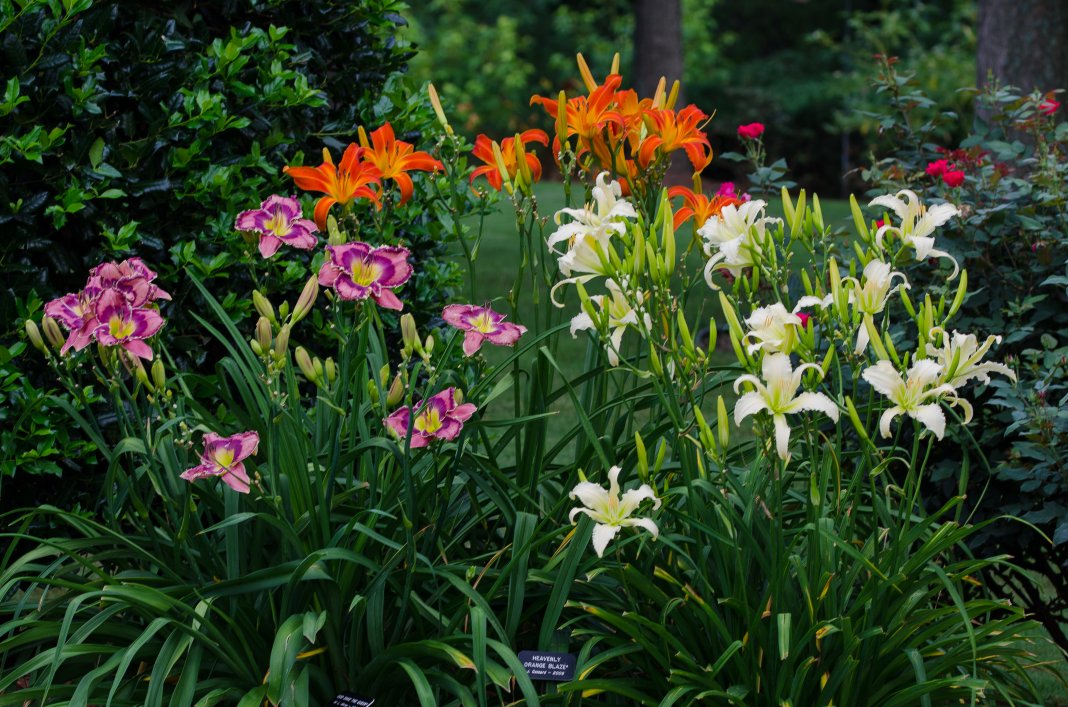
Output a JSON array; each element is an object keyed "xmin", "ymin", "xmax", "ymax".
[
  {"xmin": 151, "ymin": 359, "xmax": 166, "ymax": 390},
  {"xmin": 327, "ymin": 215, "xmax": 345, "ymax": 246},
  {"xmin": 313, "ymin": 358, "xmax": 324, "ymax": 382},
  {"xmin": 716, "ymin": 395, "xmax": 730, "ymax": 451},
  {"xmin": 295, "ymin": 346, "xmax": 318, "ymax": 383},
  {"xmin": 454, "ymin": 388, "xmax": 465, "ymax": 404},
  {"xmin": 648, "ymin": 343, "xmax": 664, "ymax": 377},
  {"xmin": 379, "ymin": 364, "xmax": 390, "ymax": 387},
  {"xmin": 132, "ymin": 356, "xmax": 151, "ymax": 389},
  {"xmin": 665, "ymin": 79, "xmax": 680, "ymax": 110},
  {"xmin": 706, "ymin": 316, "xmax": 718, "ymax": 352},
  {"xmin": 357, "ymin": 125, "xmax": 370, "ymax": 150},
  {"xmin": 491, "ymin": 141, "xmax": 514, "ymax": 195},
  {"xmin": 427, "ymin": 82, "xmax": 454, "ymax": 135},
  {"xmin": 278, "ymin": 301, "xmax": 290, "ymax": 321},
  {"xmin": 292, "ymin": 275, "xmax": 319, "ymax": 323},
  {"xmin": 253, "ymin": 291, "xmax": 275, "ymax": 324},
  {"xmin": 609, "ymin": 52, "xmax": 620, "ymax": 76},
  {"xmin": 694, "ymin": 407, "xmax": 716, "ymax": 454},
  {"xmin": 24, "ymin": 320, "xmax": 47, "ymax": 355},
  {"xmin": 576, "ymin": 52, "xmax": 597, "ymax": 93},
  {"xmin": 635, "ymin": 431, "xmax": 649, "ymax": 482},
  {"xmin": 366, "ymin": 378, "xmax": 379, "ymax": 404},
  {"xmin": 844, "ymin": 396, "xmax": 873, "ymax": 448},
  {"xmin": 653, "ymin": 439, "xmax": 668, "ymax": 474},
  {"xmin": 386, "ymin": 374, "xmax": 404, "ymax": 406},
  {"xmin": 651, "ymin": 76, "xmax": 666, "ymax": 109},
  {"xmin": 555, "ymin": 90, "xmax": 568, "ymax": 150},
  {"xmin": 256, "ymin": 317, "xmax": 272, "ymax": 353},
  {"xmin": 324, "ymin": 357, "xmax": 336, "ymax": 383},
  {"xmin": 514, "ymin": 133, "xmax": 534, "ymax": 193},
  {"xmin": 849, "ymin": 193, "xmax": 870, "ymax": 243},
  {"xmin": 947, "ymin": 269, "xmax": 968, "ymax": 321},
  {"xmin": 400, "ymin": 313, "xmax": 419, "ymax": 359},
  {"xmin": 250, "ymin": 339, "xmax": 263, "ymax": 356},
  {"xmin": 273, "ymin": 324, "xmax": 291, "ymax": 359},
  {"xmin": 423, "ymin": 334, "xmax": 435, "ymax": 356},
  {"xmin": 42, "ymin": 316, "xmax": 65, "ymax": 350},
  {"xmin": 676, "ymin": 309, "xmax": 695, "ymax": 356}
]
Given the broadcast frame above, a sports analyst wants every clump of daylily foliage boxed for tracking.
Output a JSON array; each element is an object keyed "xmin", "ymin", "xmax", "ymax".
[{"xmin": 8, "ymin": 53, "xmax": 1051, "ymax": 705}]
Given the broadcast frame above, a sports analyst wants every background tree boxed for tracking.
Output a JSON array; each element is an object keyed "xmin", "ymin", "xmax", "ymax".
[
  {"xmin": 977, "ymin": 0, "xmax": 1068, "ymax": 93},
  {"xmin": 631, "ymin": 0, "xmax": 683, "ymax": 100}
]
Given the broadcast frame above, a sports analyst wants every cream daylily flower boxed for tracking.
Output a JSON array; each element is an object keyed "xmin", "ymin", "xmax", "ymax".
[
  {"xmin": 570, "ymin": 279, "xmax": 651, "ymax": 366},
  {"xmin": 569, "ymin": 466, "xmax": 661, "ymax": 557},
  {"xmin": 928, "ymin": 328, "xmax": 1017, "ymax": 390},
  {"xmin": 548, "ymin": 173, "xmax": 636, "ymax": 305},
  {"xmin": 733, "ymin": 353, "xmax": 840, "ymax": 460},
  {"xmin": 743, "ymin": 302, "xmax": 803, "ymax": 355},
  {"xmin": 861, "ymin": 358, "xmax": 966, "ymax": 439},
  {"xmin": 844, "ymin": 260, "xmax": 910, "ymax": 354},
  {"xmin": 869, "ymin": 189, "xmax": 960, "ymax": 279},
  {"xmin": 548, "ymin": 172, "xmax": 636, "ymax": 251},
  {"xmin": 699, "ymin": 200, "xmax": 782, "ymax": 284}
]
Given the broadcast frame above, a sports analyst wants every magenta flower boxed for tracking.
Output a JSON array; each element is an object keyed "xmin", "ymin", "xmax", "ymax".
[
  {"xmin": 235, "ymin": 195, "xmax": 318, "ymax": 258},
  {"xmin": 87, "ymin": 257, "xmax": 171, "ymax": 306},
  {"xmin": 318, "ymin": 242, "xmax": 412, "ymax": 310},
  {"xmin": 44, "ymin": 292, "xmax": 99, "ymax": 354},
  {"xmin": 737, "ymin": 122, "xmax": 765, "ymax": 140},
  {"xmin": 180, "ymin": 431, "xmax": 260, "ymax": 494},
  {"xmin": 442, "ymin": 304, "xmax": 527, "ymax": 356},
  {"xmin": 92, "ymin": 289, "xmax": 164, "ymax": 360},
  {"xmin": 384, "ymin": 388, "xmax": 477, "ymax": 448}
]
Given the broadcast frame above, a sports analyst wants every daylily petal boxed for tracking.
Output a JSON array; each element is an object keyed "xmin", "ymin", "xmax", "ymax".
[
  {"xmin": 591, "ymin": 523, "xmax": 622, "ymax": 558},
  {"xmin": 462, "ymin": 330, "xmax": 485, "ymax": 356},
  {"xmin": 911, "ymin": 403, "xmax": 946, "ymax": 439},
  {"xmin": 734, "ymin": 391, "xmax": 769, "ymax": 424},
  {"xmin": 772, "ymin": 414, "xmax": 792, "ymax": 460}
]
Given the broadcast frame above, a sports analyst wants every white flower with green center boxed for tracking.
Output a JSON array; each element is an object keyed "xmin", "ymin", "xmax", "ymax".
[
  {"xmin": 570, "ymin": 279, "xmax": 651, "ymax": 366},
  {"xmin": 861, "ymin": 358, "xmax": 964, "ymax": 439},
  {"xmin": 844, "ymin": 260, "xmax": 910, "ymax": 354},
  {"xmin": 743, "ymin": 302, "xmax": 803, "ymax": 355},
  {"xmin": 928, "ymin": 327, "xmax": 1017, "ymax": 391},
  {"xmin": 548, "ymin": 172, "xmax": 636, "ymax": 251},
  {"xmin": 733, "ymin": 353, "xmax": 840, "ymax": 460},
  {"xmin": 870, "ymin": 189, "xmax": 960, "ymax": 278},
  {"xmin": 569, "ymin": 466, "xmax": 661, "ymax": 557},
  {"xmin": 699, "ymin": 200, "xmax": 781, "ymax": 284}
]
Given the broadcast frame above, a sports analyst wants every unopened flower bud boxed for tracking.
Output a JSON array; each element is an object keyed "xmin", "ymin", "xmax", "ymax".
[
  {"xmin": 313, "ymin": 358, "xmax": 324, "ymax": 382},
  {"xmin": 250, "ymin": 339, "xmax": 263, "ymax": 356},
  {"xmin": 386, "ymin": 374, "xmax": 404, "ymax": 406},
  {"xmin": 379, "ymin": 364, "xmax": 390, "ymax": 387},
  {"xmin": 427, "ymin": 82, "xmax": 453, "ymax": 135},
  {"xmin": 24, "ymin": 320, "xmax": 47, "ymax": 355},
  {"xmin": 132, "ymin": 357, "xmax": 151, "ymax": 389},
  {"xmin": 423, "ymin": 335, "xmax": 435, "ymax": 355},
  {"xmin": 256, "ymin": 317, "xmax": 273, "ymax": 353},
  {"xmin": 367, "ymin": 378, "xmax": 379, "ymax": 404},
  {"xmin": 327, "ymin": 215, "xmax": 345, "ymax": 246},
  {"xmin": 295, "ymin": 346, "xmax": 318, "ymax": 383},
  {"xmin": 273, "ymin": 324, "xmax": 291, "ymax": 359},
  {"xmin": 324, "ymin": 357, "xmax": 337, "ymax": 383},
  {"xmin": 252, "ymin": 290, "xmax": 275, "ymax": 324},
  {"xmin": 151, "ymin": 360, "xmax": 166, "ymax": 390},
  {"xmin": 400, "ymin": 313, "xmax": 419, "ymax": 358},
  {"xmin": 42, "ymin": 316, "xmax": 65, "ymax": 350},
  {"xmin": 292, "ymin": 275, "xmax": 319, "ymax": 323}
]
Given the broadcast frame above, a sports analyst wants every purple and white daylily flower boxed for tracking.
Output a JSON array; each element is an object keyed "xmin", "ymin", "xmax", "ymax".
[
  {"xmin": 442, "ymin": 304, "xmax": 527, "ymax": 356},
  {"xmin": 568, "ymin": 466, "xmax": 661, "ymax": 557},
  {"xmin": 384, "ymin": 387, "xmax": 477, "ymax": 448},
  {"xmin": 180, "ymin": 431, "xmax": 260, "ymax": 494},
  {"xmin": 235, "ymin": 195, "xmax": 318, "ymax": 259},
  {"xmin": 318, "ymin": 242, "xmax": 412, "ymax": 310},
  {"xmin": 91, "ymin": 289, "xmax": 165, "ymax": 360}
]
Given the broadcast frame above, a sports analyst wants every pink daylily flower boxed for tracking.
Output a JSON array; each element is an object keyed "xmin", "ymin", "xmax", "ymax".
[
  {"xmin": 318, "ymin": 242, "xmax": 412, "ymax": 310},
  {"xmin": 44, "ymin": 292, "xmax": 99, "ymax": 354},
  {"xmin": 384, "ymin": 387, "xmax": 477, "ymax": 448},
  {"xmin": 235, "ymin": 195, "xmax": 318, "ymax": 258},
  {"xmin": 92, "ymin": 289, "xmax": 165, "ymax": 360},
  {"xmin": 180, "ymin": 431, "xmax": 260, "ymax": 493},
  {"xmin": 87, "ymin": 257, "xmax": 171, "ymax": 305},
  {"xmin": 442, "ymin": 304, "xmax": 527, "ymax": 356}
]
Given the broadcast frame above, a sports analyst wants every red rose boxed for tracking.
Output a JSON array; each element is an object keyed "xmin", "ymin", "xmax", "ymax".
[
  {"xmin": 796, "ymin": 312, "xmax": 811, "ymax": 328},
  {"xmin": 942, "ymin": 170, "xmax": 965, "ymax": 188},
  {"xmin": 737, "ymin": 122, "xmax": 765, "ymax": 140},
  {"xmin": 1039, "ymin": 98, "xmax": 1060, "ymax": 115},
  {"xmin": 925, "ymin": 159, "xmax": 949, "ymax": 177}
]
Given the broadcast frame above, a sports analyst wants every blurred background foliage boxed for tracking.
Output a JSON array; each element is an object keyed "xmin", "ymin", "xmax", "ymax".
[{"xmin": 405, "ymin": 0, "xmax": 976, "ymax": 193}]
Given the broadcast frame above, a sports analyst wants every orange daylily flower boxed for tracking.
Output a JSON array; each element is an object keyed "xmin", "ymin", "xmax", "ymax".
[
  {"xmin": 531, "ymin": 74, "xmax": 626, "ymax": 151},
  {"xmin": 284, "ymin": 144, "xmax": 382, "ymax": 229},
  {"xmin": 637, "ymin": 105, "xmax": 713, "ymax": 173},
  {"xmin": 470, "ymin": 129, "xmax": 550, "ymax": 191},
  {"xmin": 667, "ymin": 186, "xmax": 742, "ymax": 230},
  {"xmin": 359, "ymin": 122, "xmax": 443, "ymax": 204}
]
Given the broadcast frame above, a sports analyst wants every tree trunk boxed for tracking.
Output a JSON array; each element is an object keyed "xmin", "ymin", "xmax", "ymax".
[
  {"xmin": 977, "ymin": 0, "xmax": 1068, "ymax": 94},
  {"xmin": 632, "ymin": 0, "xmax": 683, "ymax": 101}
]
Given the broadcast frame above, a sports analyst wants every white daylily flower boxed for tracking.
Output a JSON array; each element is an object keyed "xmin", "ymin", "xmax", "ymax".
[
  {"xmin": 844, "ymin": 260, "xmax": 910, "ymax": 354},
  {"xmin": 699, "ymin": 200, "xmax": 782, "ymax": 284},
  {"xmin": 548, "ymin": 172, "xmax": 636, "ymax": 251},
  {"xmin": 743, "ymin": 302, "xmax": 803, "ymax": 355},
  {"xmin": 929, "ymin": 328, "xmax": 1017, "ymax": 390},
  {"xmin": 869, "ymin": 189, "xmax": 960, "ymax": 278},
  {"xmin": 733, "ymin": 353, "xmax": 840, "ymax": 460},
  {"xmin": 861, "ymin": 358, "xmax": 966, "ymax": 439},
  {"xmin": 570, "ymin": 279, "xmax": 651, "ymax": 366},
  {"xmin": 569, "ymin": 465, "xmax": 661, "ymax": 557}
]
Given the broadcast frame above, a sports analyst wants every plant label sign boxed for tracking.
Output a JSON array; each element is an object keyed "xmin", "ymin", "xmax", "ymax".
[
  {"xmin": 518, "ymin": 650, "xmax": 576, "ymax": 681},
  {"xmin": 330, "ymin": 693, "xmax": 374, "ymax": 706}
]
